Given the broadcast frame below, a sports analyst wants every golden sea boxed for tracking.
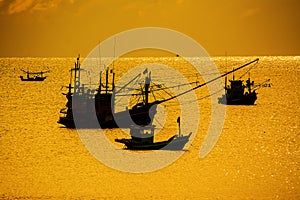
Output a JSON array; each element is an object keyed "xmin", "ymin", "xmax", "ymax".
[{"xmin": 0, "ymin": 56, "xmax": 299, "ymax": 199}]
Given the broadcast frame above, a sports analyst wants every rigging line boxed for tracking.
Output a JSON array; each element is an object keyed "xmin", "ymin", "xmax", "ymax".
[
  {"xmin": 238, "ymin": 60, "xmax": 258, "ymax": 79},
  {"xmin": 155, "ymin": 58, "xmax": 259, "ymax": 104},
  {"xmin": 252, "ymin": 79, "xmax": 272, "ymax": 90},
  {"xmin": 127, "ymin": 86, "xmax": 143, "ymax": 107},
  {"xmin": 161, "ymin": 88, "xmax": 224, "ymax": 106},
  {"xmin": 156, "ymin": 89, "xmax": 173, "ymax": 103},
  {"xmin": 151, "ymin": 90, "xmax": 157, "ymax": 101},
  {"xmin": 151, "ymin": 82, "xmax": 173, "ymax": 98},
  {"xmin": 147, "ymin": 81, "xmax": 199, "ymax": 93},
  {"xmin": 150, "ymin": 72, "xmax": 218, "ymax": 79},
  {"xmin": 195, "ymin": 88, "xmax": 224, "ymax": 102},
  {"xmin": 114, "ymin": 73, "xmax": 142, "ymax": 94}
]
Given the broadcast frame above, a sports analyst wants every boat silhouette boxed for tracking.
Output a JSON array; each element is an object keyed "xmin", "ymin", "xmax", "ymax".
[
  {"xmin": 20, "ymin": 69, "xmax": 49, "ymax": 81},
  {"xmin": 115, "ymin": 117, "xmax": 192, "ymax": 150},
  {"xmin": 218, "ymin": 75, "xmax": 257, "ymax": 105},
  {"xmin": 57, "ymin": 56, "xmax": 259, "ymax": 128},
  {"xmin": 58, "ymin": 56, "xmax": 157, "ymax": 128}
]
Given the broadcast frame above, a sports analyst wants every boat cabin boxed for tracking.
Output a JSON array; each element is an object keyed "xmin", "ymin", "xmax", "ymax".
[
  {"xmin": 226, "ymin": 80, "xmax": 245, "ymax": 98},
  {"xmin": 130, "ymin": 125, "xmax": 155, "ymax": 144}
]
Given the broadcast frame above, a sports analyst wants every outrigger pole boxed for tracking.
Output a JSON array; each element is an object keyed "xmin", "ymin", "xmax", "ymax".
[{"xmin": 156, "ymin": 58, "xmax": 259, "ymax": 104}]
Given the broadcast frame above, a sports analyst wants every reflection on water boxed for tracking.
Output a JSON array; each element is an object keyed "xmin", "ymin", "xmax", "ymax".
[{"xmin": 0, "ymin": 56, "xmax": 299, "ymax": 199}]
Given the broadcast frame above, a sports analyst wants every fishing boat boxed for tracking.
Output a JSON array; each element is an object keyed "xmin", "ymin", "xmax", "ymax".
[
  {"xmin": 57, "ymin": 56, "xmax": 157, "ymax": 128},
  {"xmin": 58, "ymin": 56, "xmax": 259, "ymax": 128},
  {"xmin": 218, "ymin": 76, "xmax": 257, "ymax": 105},
  {"xmin": 115, "ymin": 117, "xmax": 192, "ymax": 150},
  {"xmin": 20, "ymin": 69, "xmax": 49, "ymax": 81}
]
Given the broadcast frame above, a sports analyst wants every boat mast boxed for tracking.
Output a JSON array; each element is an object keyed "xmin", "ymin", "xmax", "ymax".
[
  {"xmin": 145, "ymin": 71, "xmax": 151, "ymax": 105},
  {"xmin": 98, "ymin": 71, "xmax": 102, "ymax": 93},
  {"xmin": 67, "ymin": 65, "xmax": 72, "ymax": 94},
  {"xmin": 102, "ymin": 37, "xmax": 116, "ymax": 95},
  {"xmin": 112, "ymin": 70, "xmax": 115, "ymax": 90},
  {"xmin": 98, "ymin": 41, "xmax": 102, "ymax": 94},
  {"xmin": 247, "ymin": 72, "xmax": 251, "ymax": 93},
  {"xmin": 111, "ymin": 69, "xmax": 115, "ymax": 114},
  {"xmin": 177, "ymin": 117, "xmax": 181, "ymax": 137},
  {"xmin": 27, "ymin": 68, "xmax": 30, "ymax": 78},
  {"xmin": 225, "ymin": 52, "xmax": 227, "ymax": 91},
  {"xmin": 105, "ymin": 69, "xmax": 109, "ymax": 94},
  {"xmin": 74, "ymin": 55, "xmax": 81, "ymax": 94},
  {"xmin": 112, "ymin": 37, "xmax": 116, "ymax": 91}
]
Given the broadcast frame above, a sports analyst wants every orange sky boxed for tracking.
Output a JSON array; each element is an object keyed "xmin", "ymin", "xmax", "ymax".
[{"xmin": 0, "ymin": 0, "xmax": 299, "ymax": 57}]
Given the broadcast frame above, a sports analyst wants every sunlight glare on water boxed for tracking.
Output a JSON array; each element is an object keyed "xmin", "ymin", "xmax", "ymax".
[{"xmin": 0, "ymin": 56, "xmax": 299, "ymax": 199}]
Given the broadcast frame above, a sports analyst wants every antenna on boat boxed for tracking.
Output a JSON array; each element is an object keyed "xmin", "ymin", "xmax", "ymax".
[
  {"xmin": 99, "ymin": 71, "xmax": 102, "ymax": 93},
  {"xmin": 177, "ymin": 117, "xmax": 181, "ymax": 137},
  {"xmin": 225, "ymin": 52, "xmax": 227, "ymax": 89},
  {"xmin": 144, "ymin": 69, "xmax": 151, "ymax": 105},
  {"xmin": 111, "ymin": 37, "xmax": 116, "ymax": 90},
  {"xmin": 247, "ymin": 72, "xmax": 251, "ymax": 93},
  {"xmin": 74, "ymin": 54, "xmax": 81, "ymax": 94},
  {"xmin": 105, "ymin": 68, "xmax": 109, "ymax": 94},
  {"xmin": 97, "ymin": 41, "xmax": 104, "ymax": 94},
  {"xmin": 112, "ymin": 70, "xmax": 115, "ymax": 90}
]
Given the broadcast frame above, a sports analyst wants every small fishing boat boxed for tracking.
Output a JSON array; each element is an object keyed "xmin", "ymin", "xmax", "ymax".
[
  {"xmin": 218, "ymin": 76, "xmax": 257, "ymax": 105},
  {"xmin": 20, "ymin": 69, "xmax": 49, "ymax": 81},
  {"xmin": 115, "ymin": 117, "xmax": 192, "ymax": 150},
  {"xmin": 217, "ymin": 58, "xmax": 260, "ymax": 105}
]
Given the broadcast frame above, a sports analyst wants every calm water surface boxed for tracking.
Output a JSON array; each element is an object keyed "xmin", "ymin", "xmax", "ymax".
[{"xmin": 0, "ymin": 56, "xmax": 299, "ymax": 199}]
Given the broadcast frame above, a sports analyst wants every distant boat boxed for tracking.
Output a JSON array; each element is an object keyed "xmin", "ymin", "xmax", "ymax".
[
  {"xmin": 115, "ymin": 117, "xmax": 192, "ymax": 150},
  {"xmin": 218, "ymin": 75, "xmax": 257, "ymax": 105},
  {"xmin": 20, "ymin": 69, "xmax": 49, "ymax": 81}
]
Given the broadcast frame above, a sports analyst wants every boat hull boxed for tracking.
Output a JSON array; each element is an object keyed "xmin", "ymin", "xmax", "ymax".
[
  {"xmin": 218, "ymin": 92, "xmax": 257, "ymax": 105},
  {"xmin": 115, "ymin": 133, "xmax": 191, "ymax": 150},
  {"xmin": 58, "ymin": 100, "xmax": 157, "ymax": 128},
  {"xmin": 57, "ymin": 110, "xmax": 154, "ymax": 129},
  {"xmin": 20, "ymin": 76, "xmax": 46, "ymax": 81},
  {"xmin": 57, "ymin": 116, "xmax": 75, "ymax": 128}
]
